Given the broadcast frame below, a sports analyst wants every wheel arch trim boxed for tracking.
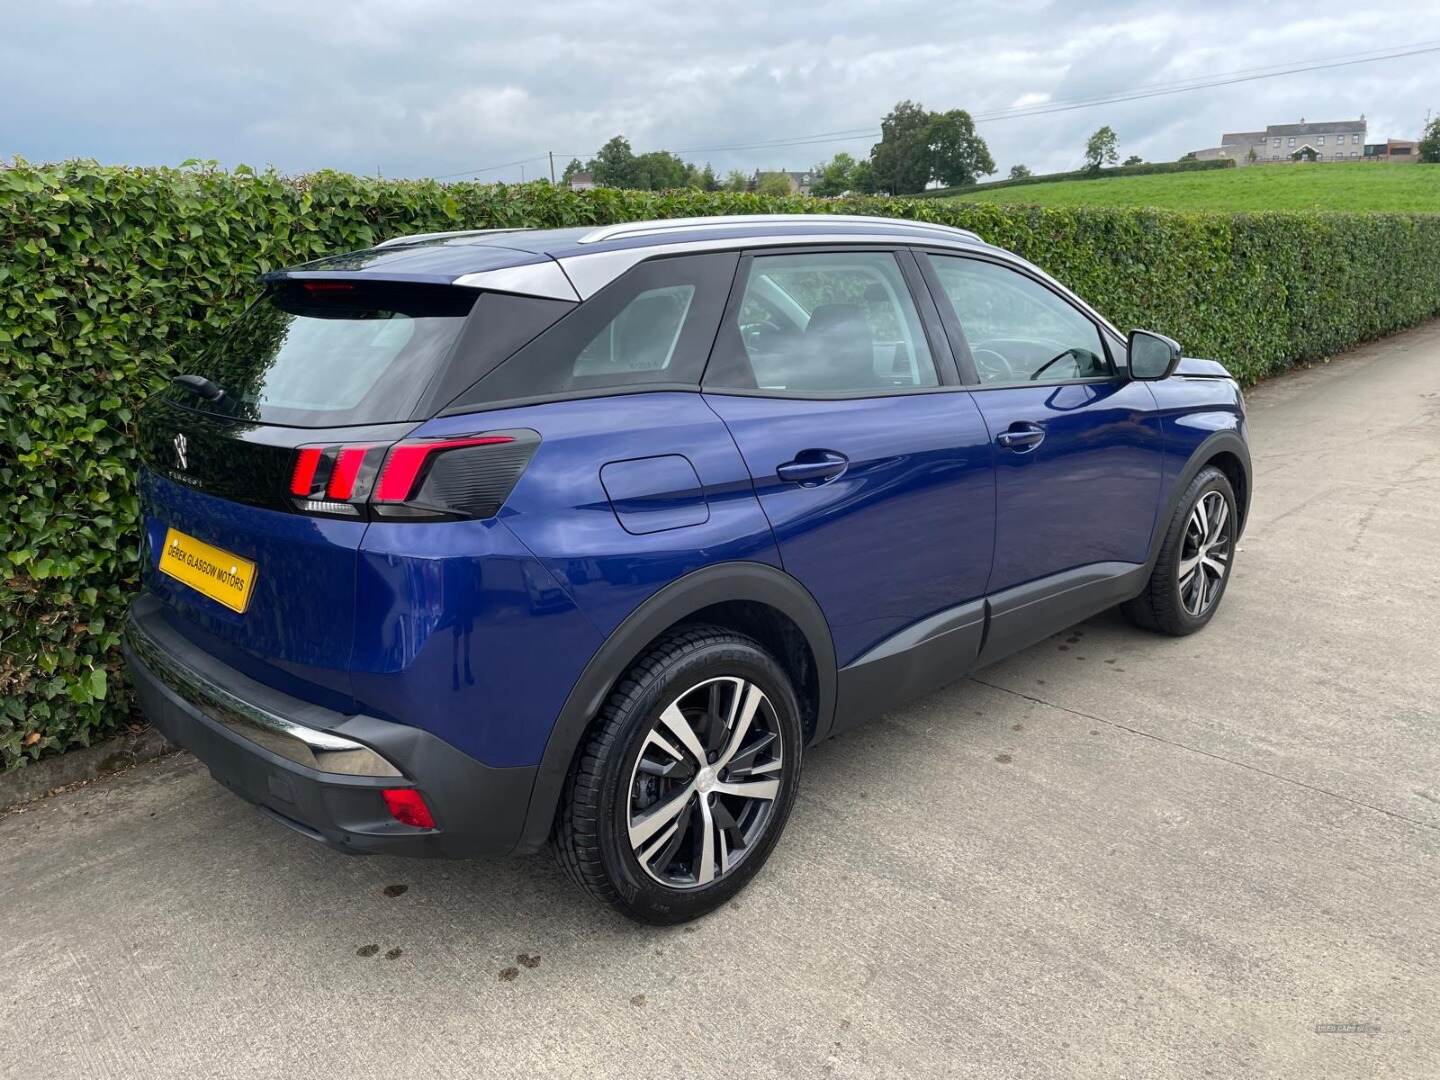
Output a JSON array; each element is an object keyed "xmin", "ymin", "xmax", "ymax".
[
  {"xmin": 514, "ymin": 561, "xmax": 837, "ymax": 853},
  {"xmin": 1148, "ymin": 429, "xmax": 1252, "ymax": 572}
]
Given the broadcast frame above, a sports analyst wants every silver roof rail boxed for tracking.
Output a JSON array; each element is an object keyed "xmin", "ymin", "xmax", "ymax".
[
  {"xmin": 374, "ymin": 227, "xmax": 531, "ymax": 249},
  {"xmin": 577, "ymin": 214, "xmax": 982, "ymax": 245}
]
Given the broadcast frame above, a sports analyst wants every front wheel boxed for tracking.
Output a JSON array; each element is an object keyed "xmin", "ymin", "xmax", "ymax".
[
  {"xmin": 1123, "ymin": 466, "xmax": 1238, "ymax": 636},
  {"xmin": 552, "ymin": 627, "xmax": 803, "ymax": 924}
]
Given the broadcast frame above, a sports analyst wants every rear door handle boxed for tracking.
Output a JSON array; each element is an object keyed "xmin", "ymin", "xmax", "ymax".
[
  {"xmin": 996, "ymin": 423, "xmax": 1046, "ymax": 451},
  {"xmin": 776, "ymin": 450, "xmax": 849, "ymax": 485}
]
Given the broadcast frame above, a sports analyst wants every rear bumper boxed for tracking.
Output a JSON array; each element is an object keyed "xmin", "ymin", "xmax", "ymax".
[{"xmin": 123, "ymin": 595, "xmax": 536, "ymax": 858}]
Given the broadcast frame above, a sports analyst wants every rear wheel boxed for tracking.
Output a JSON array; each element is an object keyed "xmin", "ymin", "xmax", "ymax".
[
  {"xmin": 1123, "ymin": 466, "xmax": 1237, "ymax": 636},
  {"xmin": 553, "ymin": 627, "xmax": 803, "ymax": 924}
]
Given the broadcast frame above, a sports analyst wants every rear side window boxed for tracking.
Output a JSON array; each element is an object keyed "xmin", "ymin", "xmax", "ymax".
[
  {"xmin": 180, "ymin": 281, "xmax": 476, "ymax": 426},
  {"xmin": 454, "ymin": 253, "xmax": 738, "ymax": 408},
  {"xmin": 704, "ymin": 251, "xmax": 939, "ymax": 394}
]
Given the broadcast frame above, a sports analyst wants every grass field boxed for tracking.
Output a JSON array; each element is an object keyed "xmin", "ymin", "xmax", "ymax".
[{"xmin": 946, "ymin": 162, "xmax": 1440, "ymax": 212}]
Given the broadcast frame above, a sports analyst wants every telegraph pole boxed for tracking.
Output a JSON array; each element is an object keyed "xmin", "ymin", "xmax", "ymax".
[{"xmin": 549, "ymin": 151, "xmax": 556, "ymax": 184}]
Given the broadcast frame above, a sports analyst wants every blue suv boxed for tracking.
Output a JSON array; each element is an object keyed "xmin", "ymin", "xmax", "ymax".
[{"xmin": 124, "ymin": 214, "xmax": 1250, "ymax": 923}]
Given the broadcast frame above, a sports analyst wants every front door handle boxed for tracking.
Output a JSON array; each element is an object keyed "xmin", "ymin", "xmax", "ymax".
[
  {"xmin": 996, "ymin": 423, "xmax": 1046, "ymax": 452},
  {"xmin": 777, "ymin": 450, "xmax": 849, "ymax": 485}
]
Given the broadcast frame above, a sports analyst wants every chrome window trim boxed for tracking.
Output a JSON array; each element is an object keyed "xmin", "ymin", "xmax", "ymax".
[
  {"xmin": 556, "ymin": 232, "xmax": 989, "ymax": 300},
  {"xmin": 126, "ymin": 620, "xmax": 402, "ymax": 778},
  {"xmin": 453, "ymin": 259, "xmax": 580, "ymax": 300}
]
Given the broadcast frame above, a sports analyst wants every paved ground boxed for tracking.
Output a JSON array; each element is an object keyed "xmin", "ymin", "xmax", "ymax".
[{"xmin": 5, "ymin": 322, "xmax": 1439, "ymax": 1080}]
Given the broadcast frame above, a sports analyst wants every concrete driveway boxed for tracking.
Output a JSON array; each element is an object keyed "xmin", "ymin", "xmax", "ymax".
[{"xmin": 5, "ymin": 322, "xmax": 1438, "ymax": 1080}]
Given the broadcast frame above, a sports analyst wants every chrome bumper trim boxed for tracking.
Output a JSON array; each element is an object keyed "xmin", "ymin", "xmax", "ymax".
[{"xmin": 125, "ymin": 620, "xmax": 402, "ymax": 778}]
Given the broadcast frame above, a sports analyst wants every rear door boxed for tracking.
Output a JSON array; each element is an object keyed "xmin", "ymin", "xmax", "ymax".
[
  {"xmin": 917, "ymin": 251, "xmax": 1164, "ymax": 597},
  {"xmin": 701, "ymin": 248, "xmax": 995, "ymax": 676}
]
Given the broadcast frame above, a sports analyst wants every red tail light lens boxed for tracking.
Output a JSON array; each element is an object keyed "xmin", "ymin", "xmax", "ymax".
[
  {"xmin": 382, "ymin": 788, "xmax": 436, "ymax": 829},
  {"xmin": 326, "ymin": 446, "xmax": 371, "ymax": 500},
  {"xmin": 374, "ymin": 436, "xmax": 514, "ymax": 503},
  {"xmin": 289, "ymin": 447, "xmax": 323, "ymax": 497},
  {"xmin": 288, "ymin": 430, "xmax": 537, "ymax": 520}
]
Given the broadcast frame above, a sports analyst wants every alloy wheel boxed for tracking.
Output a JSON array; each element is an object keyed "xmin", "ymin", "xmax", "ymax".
[
  {"xmin": 626, "ymin": 676, "xmax": 784, "ymax": 889},
  {"xmin": 1178, "ymin": 490, "xmax": 1231, "ymax": 617}
]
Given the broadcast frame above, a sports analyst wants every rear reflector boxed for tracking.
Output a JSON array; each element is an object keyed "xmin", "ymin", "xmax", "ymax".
[
  {"xmin": 382, "ymin": 788, "xmax": 436, "ymax": 829},
  {"xmin": 374, "ymin": 436, "xmax": 514, "ymax": 503}
]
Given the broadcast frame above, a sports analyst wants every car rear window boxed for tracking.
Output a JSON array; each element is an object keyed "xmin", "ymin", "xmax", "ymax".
[{"xmin": 177, "ymin": 281, "xmax": 477, "ymax": 426}]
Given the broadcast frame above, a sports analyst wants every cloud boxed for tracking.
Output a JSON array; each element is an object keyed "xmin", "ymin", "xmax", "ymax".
[{"xmin": 2, "ymin": 0, "xmax": 1435, "ymax": 180}]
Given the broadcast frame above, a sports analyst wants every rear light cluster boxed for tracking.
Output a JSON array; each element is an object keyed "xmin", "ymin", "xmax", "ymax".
[{"xmin": 288, "ymin": 429, "xmax": 539, "ymax": 521}]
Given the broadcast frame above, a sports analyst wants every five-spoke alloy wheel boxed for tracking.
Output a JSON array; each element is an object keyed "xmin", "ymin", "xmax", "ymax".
[{"xmin": 554, "ymin": 627, "xmax": 802, "ymax": 924}]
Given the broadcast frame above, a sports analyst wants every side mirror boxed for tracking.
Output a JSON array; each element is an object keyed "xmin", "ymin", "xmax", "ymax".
[{"xmin": 1127, "ymin": 329, "xmax": 1182, "ymax": 381}]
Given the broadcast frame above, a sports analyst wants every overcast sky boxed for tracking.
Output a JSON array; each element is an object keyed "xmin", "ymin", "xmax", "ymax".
[{"xmin": 4, "ymin": 1, "xmax": 1437, "ymax": 183}]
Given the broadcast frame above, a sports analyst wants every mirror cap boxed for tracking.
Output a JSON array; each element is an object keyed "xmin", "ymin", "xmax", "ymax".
[{"xmin": 1128, "ymin": 329, "xmax": 1183, "ymax": 380}]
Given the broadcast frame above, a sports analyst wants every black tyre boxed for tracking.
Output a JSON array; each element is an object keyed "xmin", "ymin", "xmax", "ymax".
[
  {"xmin": 1123, "ymin": 466, "xmax": 1238, "ymax": 636},
  {"xmin": 552, "ymin": 626, "xmax": 803, "ymax": 924}
]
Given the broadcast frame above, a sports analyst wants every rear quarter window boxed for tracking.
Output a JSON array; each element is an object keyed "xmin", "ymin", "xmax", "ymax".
[{"xmin": 450, "ymin": 252, "xmax": 738, "ymax": 409}]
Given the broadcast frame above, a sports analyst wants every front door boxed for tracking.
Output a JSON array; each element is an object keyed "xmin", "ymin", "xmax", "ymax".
[
  {"xmin": 919, "ymin": 252, "xmax": 1164, "ymax": 596},
  {"xmin": 701, "ymin": 249, "xmax": 995, "ymax": 676}
]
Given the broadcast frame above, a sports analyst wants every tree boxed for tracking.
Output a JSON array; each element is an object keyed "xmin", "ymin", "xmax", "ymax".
[
  {"xmin": 1008, "ymin": 163, "xmax": 1032, "ymax": 180},
  {"xmin": 699, "ymin": 163, "xmax": 719, "ymax": 191},
  {"xmin": 926, "ymin": 109, "xmax": 995, "ymax": 188},
  {"xmin": 849, "ymin": 159, "xmax": 877, "ymax": 194},
  {"xmin": 756, "ymin": 171, "xmax": 794, "ymax": 196},
  {"xmin": 589, "ymin": 136, "xmax": 637, "ymax": 188},
  {"xmin": 632, "ymin": 150, "xmax": 688, "ymax": 190},
  {"xmin": 1084, "ymin": 126, "xmax": 1119, "ymax": 172},
  {"xmin": 723, "ymin": 169, "xmax": 749, "ymax": 192},
  {"xmin": 811, "ymin": 152, "xmax": 860, "ymax": 196},
  {"xmin": 1246, "ymin": 148, "xmax": 1258, "ymax": 165},
  {"xmin": 1122, "ymin": 154, "xmax": 1143, "ymax": 166},
  {"xmin": 871, "ymin": 99, "xmax": 933, "ymax": 194},
  {"xmin": 1419, "ymin": 116, "xmax": 1440, "ymax": 163},
  {"xmin": 561, "ymin": 157, "xmax": 585, "ymax": 183}
]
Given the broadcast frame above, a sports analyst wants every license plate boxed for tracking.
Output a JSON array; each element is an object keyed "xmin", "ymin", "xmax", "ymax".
[{"xmin": 156, "ymin": 527, "xmax": 256, "ymax": 614}]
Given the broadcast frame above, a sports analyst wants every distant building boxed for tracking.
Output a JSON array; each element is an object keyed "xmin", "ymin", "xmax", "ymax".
[
  {"xmin": 567, "ymin": 171, "xmax": 596, "ymax": 191},
  {"xmin": 1188, "ymin": 118, "xmax": 1369, "ymax": 166},
  {"xmin": 750, "ymin": 169, "xmax": 817, "ymax": 195},
  {"xmin": 1364, "ymin": 139, "xmax": 1419, "ymax": 163}
]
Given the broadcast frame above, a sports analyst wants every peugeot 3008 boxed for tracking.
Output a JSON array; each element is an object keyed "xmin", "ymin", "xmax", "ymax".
[{"xmin": 125, "ymin": 214, "xmax": 1251, "ymax": 923}]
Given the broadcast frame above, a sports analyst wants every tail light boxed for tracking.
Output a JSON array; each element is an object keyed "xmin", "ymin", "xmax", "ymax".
[{"xmin": 288, "ymin": 429, "xmax": 539, "ymax": 521}]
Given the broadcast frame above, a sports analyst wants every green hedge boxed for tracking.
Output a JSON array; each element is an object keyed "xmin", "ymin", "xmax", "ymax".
[
  {"xmin": 3, "ymin": 159, "xmax": 1439, "ymax": 770},
  {"xmin": 921, "ymin": 157, "xmax": 1236, "ymax": 198}
]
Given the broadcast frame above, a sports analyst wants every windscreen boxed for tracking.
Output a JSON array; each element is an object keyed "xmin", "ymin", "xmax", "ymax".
[{"xmin": 176, "ymin": 280, "xmax": 476, "ymax": 426}]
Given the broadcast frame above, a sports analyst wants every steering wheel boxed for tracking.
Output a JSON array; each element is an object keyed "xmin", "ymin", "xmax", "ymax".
[
  {"xmin": 970, "ymin": 347, "xmax": 1015, "ymax": 383},
  {"xmin": 1029, "ymin": 348, "xmax": 1082, "ymax": 381}
]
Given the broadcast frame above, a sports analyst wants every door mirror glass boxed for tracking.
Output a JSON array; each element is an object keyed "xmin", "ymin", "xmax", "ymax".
[{"xmin": 1127, "ymin": 329, "xmax": 1181, "ymax": 380}]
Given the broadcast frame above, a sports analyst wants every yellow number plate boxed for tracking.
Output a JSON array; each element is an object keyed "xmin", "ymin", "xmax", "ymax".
[{"xmin": 157, "ymin": 528, "xmax": 256, "ymax": 614}]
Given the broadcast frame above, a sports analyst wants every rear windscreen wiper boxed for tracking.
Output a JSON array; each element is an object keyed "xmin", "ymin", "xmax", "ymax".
[{"xmin": 171, "ymin": 374, "xmax": 226, "ymax": 402}]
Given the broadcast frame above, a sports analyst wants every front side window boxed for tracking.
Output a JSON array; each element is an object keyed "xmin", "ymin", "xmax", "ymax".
[
  {"xmin": 705, "ymin": 251, "xmax": 939, "ymax": 393},
  {"xmin": 926, "ymin": 255, "xmax": 1109, "ymax": 385}
]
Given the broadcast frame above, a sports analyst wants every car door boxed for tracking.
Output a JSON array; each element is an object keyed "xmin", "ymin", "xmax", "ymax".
[
  {"xmin": 918, "ymin": 250, "xmax": 1165, "ymax": 618},
  {"xmin": 701, "ymin": 247, "xmax": 996, "ymax": 721}
]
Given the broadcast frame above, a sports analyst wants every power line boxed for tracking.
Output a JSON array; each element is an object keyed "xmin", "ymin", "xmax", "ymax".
[{"xmin": 434, "ymin": 39, "xmax": 1440, "ymax": 180}]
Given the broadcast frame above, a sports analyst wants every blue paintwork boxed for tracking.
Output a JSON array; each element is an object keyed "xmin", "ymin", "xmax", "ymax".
[
  {"xmin": 132, "ymin": 220, "xmax": 1250, "ymax": 777},
  {"xmin": 969, "ymin": 379, "xmax": 1166, "ymax": 593},
  {"xmin": 138, "ymin": 468, "xmax": 365, "ymax": 712},
  {"xmin": 703, "ymin": 390, "xmax": 996, "ymax": 666},
  {"xmin": 346, "ymin": 392, "xmax": 781, "ymax": 766},
  {"xmin": 600, "ymin": 455, "xmax": 710, "ymax": 535}
]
